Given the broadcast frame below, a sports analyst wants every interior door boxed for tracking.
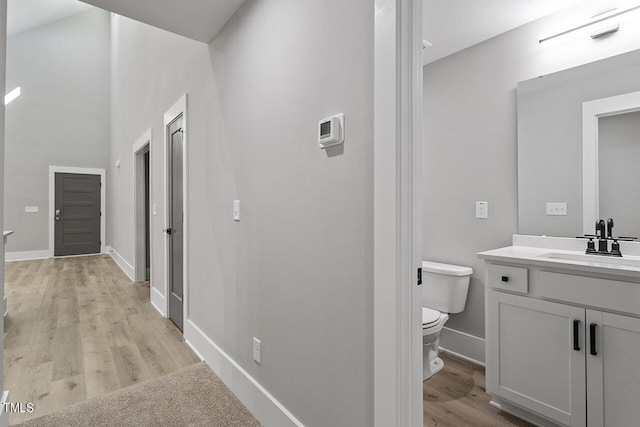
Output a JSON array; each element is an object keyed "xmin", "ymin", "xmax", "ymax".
[
  {"xmin": 167, "ymin": 116, "xmax": 184, "ymax": 330},
  {"xmin": 54, "ymin": 173, "xmax": 101, "ymax": 256},
  {"xmin": 144, "ymin": 151, "xmax": 150, "ymax": 280}
]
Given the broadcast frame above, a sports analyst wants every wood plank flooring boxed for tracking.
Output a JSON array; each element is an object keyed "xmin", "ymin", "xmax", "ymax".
[
  {"xmin": 424, "ymin": 352, "xmax": 533, "ymax": 427},
  {"xmin": 4, "ymin": 255, "xmax": 200, "ymax": 425}
]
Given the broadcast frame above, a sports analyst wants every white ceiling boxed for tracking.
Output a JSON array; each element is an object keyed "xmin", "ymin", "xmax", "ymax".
[
  {"xmin": 79, "ymin": 0, "xmax": 246, "ymax": 43},
  {"xmin": 7, "ymin": 0, "xmax": 94, "ymax": 36},
  {"xmin": 422, "ymin": 0, "xmax": 589, "ymax": 64}
]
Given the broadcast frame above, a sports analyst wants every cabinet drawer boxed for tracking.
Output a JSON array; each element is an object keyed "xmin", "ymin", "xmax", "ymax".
[
  {"xmin": 488, "ymin": 264, "xmax": 528, "ymax": 294},
  {"xmin": 539, "ymin": 271, "xmax": 640, "ymax": 316}
]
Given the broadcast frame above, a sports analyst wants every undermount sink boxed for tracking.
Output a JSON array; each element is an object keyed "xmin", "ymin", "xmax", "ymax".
[{"xmin": 538, "ymin": 252, "xmax": 640, "ymax": 268}]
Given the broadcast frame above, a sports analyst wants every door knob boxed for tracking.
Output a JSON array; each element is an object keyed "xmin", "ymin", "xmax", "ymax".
[
  {"xmin": 163, "ymin": 228, "xmax": 172, "ymax": 235},
  {"xmin": 55, "ymin": 217, "xmax": 60, "ymax": 221},
  {"xmin": 55, "ymin": 209, "xmax": 60, "ymax": 215}
]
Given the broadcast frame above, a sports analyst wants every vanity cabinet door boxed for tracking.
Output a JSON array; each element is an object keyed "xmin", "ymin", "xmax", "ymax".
[
  {"xmin": 586, "ymin": 311, "xmax": 640, "ymax": 427},
  {"xmin": 487, "ymin": 291, "xmax": 586, "ymax": 427}
]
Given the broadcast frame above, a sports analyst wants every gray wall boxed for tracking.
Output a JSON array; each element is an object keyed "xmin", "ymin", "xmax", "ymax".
[
  {"xmin": 599, "ymin": 111, "xmax": 640, "ymax": 238},
  {"xmin": 517, "ymin": 50, "xmax": 640, "ymax": 238},
  {"xmin": 4, "ymin": 10, "xmax": 110, "ymax": 253},
  {"xmin": 422, "ymin": 2, "xmax": 640, "ymax": 346},
  {"xmin": 109, "ymin": 1, "xmax": 373, "ymax": 425}
]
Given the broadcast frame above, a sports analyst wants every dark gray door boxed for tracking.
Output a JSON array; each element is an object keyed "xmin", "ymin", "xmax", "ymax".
[
  {"xmin": 167, "ymin": 116, "xmax": 184, "ymax": 330},
  {"xmin": 144, "ymin": 151, "xmax": 151, "ymax": 280},
  {"xmin": 54, "ymin": 173, "xmax": 101, "ymax": 256}
]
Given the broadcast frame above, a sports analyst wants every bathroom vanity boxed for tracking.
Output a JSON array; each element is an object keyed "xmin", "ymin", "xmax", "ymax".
[{"xmin": 479, "ymin": 235, "xmax": 640, "ymax": 427}]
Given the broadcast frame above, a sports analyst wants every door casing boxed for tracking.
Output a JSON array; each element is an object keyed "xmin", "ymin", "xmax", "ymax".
[
  {"xmin": 163, "ymin": 94, "xmax": 188, "ymax": 328},
  {"xmin": 373, "ymin": 0, "xmax": 423, "ymax": 425},
  {"xmin": 133, "ymin": 129, "xmax": 152, "ymax": 282}
]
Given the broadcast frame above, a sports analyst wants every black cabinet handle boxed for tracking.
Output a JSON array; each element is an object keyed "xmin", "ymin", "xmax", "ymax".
[
  {"xmin": 501, "ymin": 276, "xmax": 509, "ymax": 283},
  {"xmin": 573, "ymin": 319, "xmax": 581, "ymax": 351},
  {"xmin": 590, "ymin": 323, "xmax": 598, "ymax": 356}
]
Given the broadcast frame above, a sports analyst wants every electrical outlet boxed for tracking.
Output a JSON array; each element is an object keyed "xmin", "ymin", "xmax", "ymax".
[
  {"xmin": 476, "ymin": 201, "xmax": 488, "ymax": 219},
  {"xmin": 253, "ymin": 337, "xmax": 261, "ymax": 364},
  {"xmin": 233, "ymin": 200, "xmax": 240, "ymax": 221},
  {"xmin": 546, "ymin": 202, "xmax": 567, "ymax": 216}
]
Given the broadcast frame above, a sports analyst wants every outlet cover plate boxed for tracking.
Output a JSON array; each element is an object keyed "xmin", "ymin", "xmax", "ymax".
[
  {"xmin": 233, "ymin": 200, "xmax": 240, "ymax": 221},
  {"xmin": 476, "ymin": 201, "xmax": 488, "ymax": 219},
  {"xmin": 546, "ymin": 202, "xmax": 568, "ymax": 216},
  {"xmin": 252, "ymin": 337, "xmax": 261, "ymax": 364}
]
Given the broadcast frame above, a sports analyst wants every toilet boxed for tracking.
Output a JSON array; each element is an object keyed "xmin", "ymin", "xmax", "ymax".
[{"xmin": 421, "ymin": 260, "xmax": 472, "ymax": 380}]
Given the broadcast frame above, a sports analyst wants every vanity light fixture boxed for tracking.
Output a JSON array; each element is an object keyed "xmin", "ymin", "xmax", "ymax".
[
  {"xmin": 4, "ymin": 87, "xmax": 20, "ymax": 105},
  {"xmin": 539, "ymin": 4, "xmax": 640, "ymax": 43}
]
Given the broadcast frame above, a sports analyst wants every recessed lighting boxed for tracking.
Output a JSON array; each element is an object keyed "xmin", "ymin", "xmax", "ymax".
[{"xmin": 4, "ymin": 87, "xmax": 21, "ymax": 105}]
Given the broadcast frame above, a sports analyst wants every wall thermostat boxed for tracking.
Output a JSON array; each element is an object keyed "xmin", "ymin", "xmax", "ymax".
[{"xmin": 318, "ymin": 113, "xmax": 344, "ymax": 149}]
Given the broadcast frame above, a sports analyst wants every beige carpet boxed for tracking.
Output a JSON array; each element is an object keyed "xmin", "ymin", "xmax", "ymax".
[{"xmin": 15, "ymin": 362, "xmax": 261, "ymax": 427}]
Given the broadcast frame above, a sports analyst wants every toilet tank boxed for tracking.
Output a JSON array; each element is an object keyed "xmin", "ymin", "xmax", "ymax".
[{"xmin": 421, "ymin": 261, "xmax": 473, "ymax": 314}]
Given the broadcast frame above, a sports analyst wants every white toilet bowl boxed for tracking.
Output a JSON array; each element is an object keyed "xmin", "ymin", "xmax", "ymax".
[
  {"xmin": 421, "ymin": 261, "xmax": 472, "ymax": 381},
  {"xmin": 422, "ymin": 307, "xmax": 449, "ymax": 380}
]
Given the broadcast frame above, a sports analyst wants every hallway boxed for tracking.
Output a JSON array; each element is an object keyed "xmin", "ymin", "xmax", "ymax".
[{"xmin": 3, "ymin": 255, "xmax": 199, "ymax": 424}]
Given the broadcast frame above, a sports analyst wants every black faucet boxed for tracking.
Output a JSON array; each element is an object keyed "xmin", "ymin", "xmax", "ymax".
[
  {"xmin": 579, "ymin": 218, "xmax": 627, "ymax": 256},
  {"xmin": 579, "ymin": 218, "xmax": 634, "ymax": 257}
]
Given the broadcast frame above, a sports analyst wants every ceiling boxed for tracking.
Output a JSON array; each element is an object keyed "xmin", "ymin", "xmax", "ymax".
[
  {"xmin": 422, "ymin": 0, "xmax": 589, "ymax": 64},
  {"xmin": 79, "ymin": 0, "xmax": 246, "ymax": 43},
  {"xmin": 7, "ymin": 0, "xmax": 94, "ymax": 36},
  {"xmin": 6, "ymin": 0, "xmax": 609, "ymax": 63}
]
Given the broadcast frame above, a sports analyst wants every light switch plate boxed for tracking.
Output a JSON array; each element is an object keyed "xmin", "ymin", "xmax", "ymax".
[
  {"xmin": 233, "ymin": 200, "xmax": 240, "ymax": 221},
  {"xmin": 252, "ymin": 337, "xmax": 261, "ymax": 364},
  {"xmin": 152, "ymin": 204, "xmax": 157, "ymax": 215},
  {"xmin": 25, "ymin": 206, "xmax": 39, "ymax": 213},
  {"xmin": 476, "ymin": 201, "xmax": 488, "ymax": 219},
  {"xmin": 546, "ymin": 202, "xmax": 567, "ymax": 216}
]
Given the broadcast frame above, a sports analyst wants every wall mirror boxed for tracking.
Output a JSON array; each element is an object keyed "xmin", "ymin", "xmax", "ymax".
[
  {"xmin": 583, "ymin": 92, "xmax": 640, "ymax": 237},
  {"xmin": 517, "ymin": 48, "xmax": 640, "ymax": 239}
]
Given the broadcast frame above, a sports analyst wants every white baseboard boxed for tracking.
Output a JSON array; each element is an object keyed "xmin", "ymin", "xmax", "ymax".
[
  {"xmin": 106, "ymin": 246, "xmax": 135, "ymax": 281},
  {"xmin": 4, "ymin": 250, "xmax": 49, "ymax": 262},
  {"xmin": 439, "ymin": 327, "xmax": 485, "ymax": 365},
  {"xmin": 150, "ymin": 287, "xmax": 167, "ymax": 317},
  {"xmin": 489, "ymin": 397, "xmax": 560, "ymax": 427},
  {"xmin": 184, "ymin": 319, "xmax": 304, "ymax": 427}
]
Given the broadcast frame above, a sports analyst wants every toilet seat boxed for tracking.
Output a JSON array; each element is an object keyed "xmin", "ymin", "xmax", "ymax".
[{"xmin": 422, "ymin": 307, "xmax": 447, "ymax": 334}]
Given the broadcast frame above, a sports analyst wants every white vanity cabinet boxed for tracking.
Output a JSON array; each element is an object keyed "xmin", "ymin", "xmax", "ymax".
[{"xmin": 484, "ymin": 260, "xmax": 640, "ymax": 427}]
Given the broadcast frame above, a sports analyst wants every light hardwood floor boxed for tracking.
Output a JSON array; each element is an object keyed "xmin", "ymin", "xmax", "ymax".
[
  {"xmin": 424, "ymin": 352, "xmax": 533, "ymax": 427},
  {"xmin": 4, "ymin": 255, "xmax": 200, "ymax": 425}
]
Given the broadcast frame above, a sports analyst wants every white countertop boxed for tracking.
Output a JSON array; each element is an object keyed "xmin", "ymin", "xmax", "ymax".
[{"xmin": 479, "ymin": 245, "xmax": 640, "ymax": 278}]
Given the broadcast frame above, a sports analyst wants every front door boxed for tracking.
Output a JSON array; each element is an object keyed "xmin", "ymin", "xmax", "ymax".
[
  {"xmin": 167, "ymin": 116, "xmax": 184, "ymax": 330},
  {"xmin": 54, "ymin": 173, "xmax": 101, "ymax": 256}
]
